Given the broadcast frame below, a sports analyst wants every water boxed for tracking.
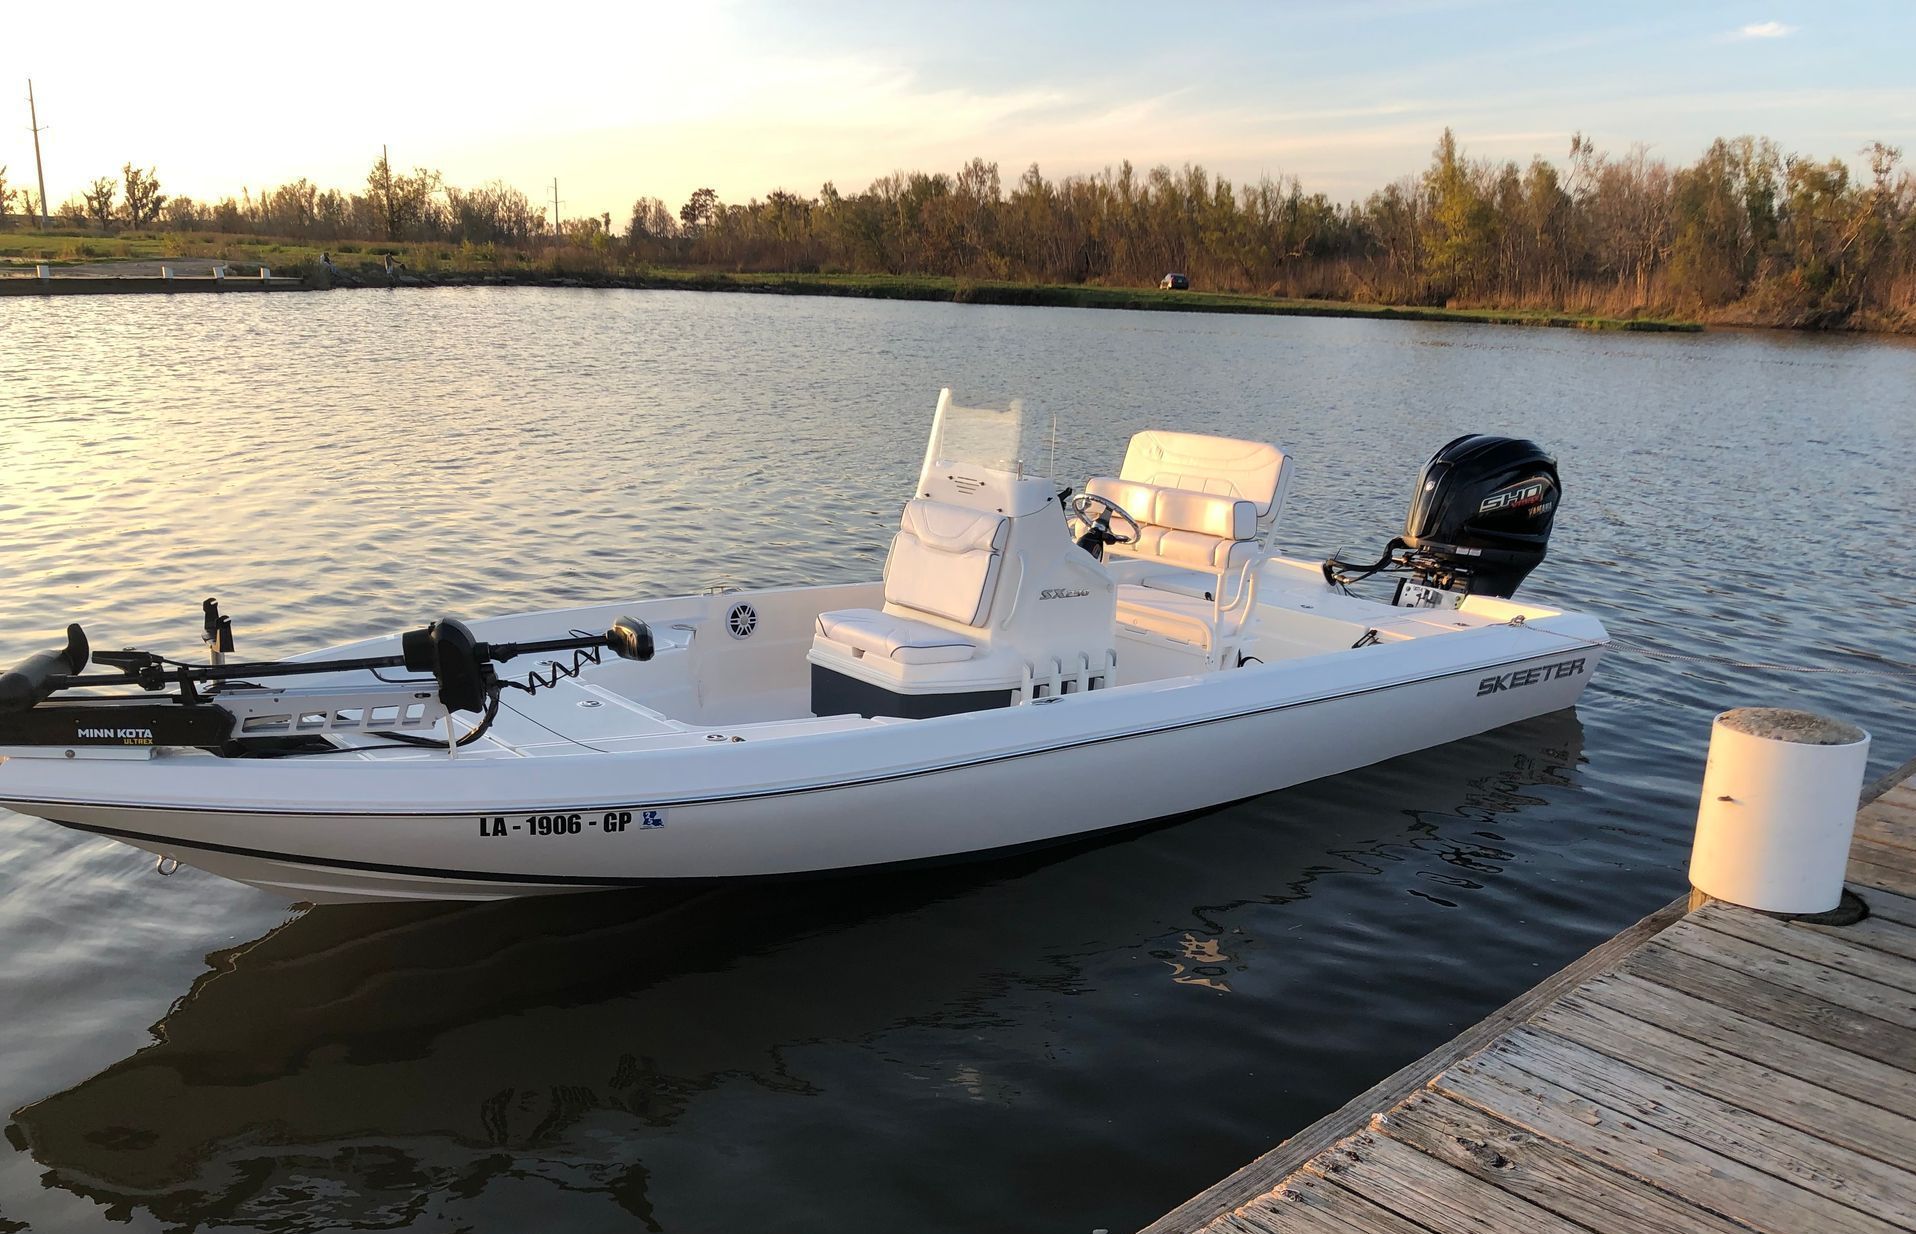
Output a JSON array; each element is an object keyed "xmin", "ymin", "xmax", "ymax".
[{"xmin": 0, "ymin": 290, "xmax": 1912, "ymax": 1233}]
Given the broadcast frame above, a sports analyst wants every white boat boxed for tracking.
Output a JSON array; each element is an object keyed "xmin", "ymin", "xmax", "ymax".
[{"xmin": 0, "ymin": 392, "xmax": 1606, "ymax": 903}]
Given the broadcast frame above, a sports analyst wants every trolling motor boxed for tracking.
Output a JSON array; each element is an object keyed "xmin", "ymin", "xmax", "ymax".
[
  {"xmin": 0, "ymin": 624, "xmax": 90, "ymax": 714},
  {"xmin": 0, "ymin": 601, "xmax": 654, "ymax": 756},
  {"xmin": 1324, "ymin": 435, "xmax": 1561, "ymax": 606}
]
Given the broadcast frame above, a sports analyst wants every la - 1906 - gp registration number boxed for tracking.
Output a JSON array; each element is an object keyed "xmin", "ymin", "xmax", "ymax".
[{"xmin": 477, "ymin": 809, "xmax": 664, "ymax": 837}]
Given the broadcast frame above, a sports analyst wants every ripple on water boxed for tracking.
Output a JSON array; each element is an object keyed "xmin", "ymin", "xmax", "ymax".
[{"xmin": 0, "ymin": 290, "xmax": 1912, "ymax": 1234}]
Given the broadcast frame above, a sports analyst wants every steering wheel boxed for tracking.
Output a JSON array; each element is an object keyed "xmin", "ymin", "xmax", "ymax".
[{"xmin": 1067, "ymin": 492, "xmax": 1142, "ymax": 561}]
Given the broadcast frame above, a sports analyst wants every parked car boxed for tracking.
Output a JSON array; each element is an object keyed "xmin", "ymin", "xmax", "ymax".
[{"xmin": 1159, "ymin": 272, "xmax": 1190, "ymax": 290}]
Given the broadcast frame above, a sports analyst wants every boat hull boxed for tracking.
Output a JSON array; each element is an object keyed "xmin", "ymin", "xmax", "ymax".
[{"xmin": 3, "ymin": 625, "xmax": 1605, "ymax": 903}]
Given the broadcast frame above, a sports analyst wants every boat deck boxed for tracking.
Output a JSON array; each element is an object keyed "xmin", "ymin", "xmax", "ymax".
[{"xmin": 1143, "ymin": 759, "xmax": 1916, "ymax": 1234}]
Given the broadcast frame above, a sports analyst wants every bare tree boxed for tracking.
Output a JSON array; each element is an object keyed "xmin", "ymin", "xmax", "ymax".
[
  {"xmin": 83, "ymin": 176, "xmax": 117, "ymax": 231},
  {"xmin": 122, "ymin": 164, "xmax": 166, "ymax": 229},
  {"xmin": 5, "ymin": 131, "xmax": 1901, "ymax": 325}
]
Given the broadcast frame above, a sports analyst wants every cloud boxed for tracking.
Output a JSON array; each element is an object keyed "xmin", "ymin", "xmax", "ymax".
[{"xmin": 1735, "ymin": 20, "xmax": 1797, "ymax": 39}]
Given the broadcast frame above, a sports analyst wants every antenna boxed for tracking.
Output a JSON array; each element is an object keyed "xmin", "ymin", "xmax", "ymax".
[
  {"xmin": 1050, "ymin": 413, "xmax": 1058, "ymax": 480},
  {"xmin": 26, "ymin": 79, "xmax": 49, "ymax": 230},
  {"xmin": 550, "ymin": 178, "xmax": 562, "ymax": 236}
]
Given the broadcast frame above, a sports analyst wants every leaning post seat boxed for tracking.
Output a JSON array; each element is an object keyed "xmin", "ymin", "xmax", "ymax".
[
  {"xmin": 1089, "ymin": 431, "xmax": 1289, "ymax": 561},
  {"xmin": 810, "ymin": 498, "xmax": 1020, "ymax": 718},
  {"xmin": 1085, "ymin": 430, "xmax": 1289, "ymax": 657}
]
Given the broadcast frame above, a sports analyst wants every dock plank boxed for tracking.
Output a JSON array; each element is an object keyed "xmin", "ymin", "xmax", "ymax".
[
  {"xmin": 1691, "ymin": 901, "xmax": 1916, "ymax": 994},
  {"xmin": 1800, "ymin": 911, "xmax": 1916, "ymax": 963},
  {"xmin": 1850, "ymin": 836, "xmax": 1916, "ymax": 884},
  {"xmin": 1304, "ymin": 1130, "xmax": 1591, "ymax": 1234},
  {"xmin": 1573, "ymin": 971, "xmax": 1916, "ymax": 1117},
  {"xmin": 1857, "ymin": 798, "xmax": 1916, "ymax": 852},
  {"xmin": 1224, "ymin": 1169, "xmax": 1436, "ymax": 1234},
  {"xmin": 1375, "ymin": 1089, "xmax": 1751, "ymax": 1234},
  {"xmin": 1857, "ymin": 883, "xmax": 1916, "ymax": 930},
  {"xmin": 1532, "ymin": 988, "xmax": 1916, "ymax": 1164},
  {"xmin": 1849, "ymin": 857, "xmax": 1916, "ymax": 898},
  {"xmin": 1620, "ymin": 934, "xmax": 1916, "ymax": 1071},
  {"xmin": 1634, "ymin": 918, "xmax": 1916, "ymax": 1029},
  {"xmin": 1435, "ymin": 1050, "xmax": 1905, "ymax": 1234},
  {"xmin": 1853, "ymin": 832, "xmax": 1916, "ymax": 870},
  {"xmin": 1497, "ymin": 1022, "xmax": 1916, "ymax": 1207}
]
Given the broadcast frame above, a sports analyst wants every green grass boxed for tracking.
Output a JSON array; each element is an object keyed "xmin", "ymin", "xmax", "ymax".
[{"xmin": 0, "ymin": 228, "xmax": 1701, "ymax": 332}]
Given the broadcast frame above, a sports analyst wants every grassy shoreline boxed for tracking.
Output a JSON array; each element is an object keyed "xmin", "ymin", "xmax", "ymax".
[
  {"xmin": 580, "ymin": 270, "xmax": 1703, "ymax": 331},
  {"xmin": 1, "ymin": 228, "xmax": 1702, "ymax": 331}
]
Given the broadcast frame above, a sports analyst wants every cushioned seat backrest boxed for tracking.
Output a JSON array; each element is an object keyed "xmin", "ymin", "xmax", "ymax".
[
  {"xmin": 1085, "ymin": 432, "xmax": 1286, "ymax": 575},
  {"xmin": 1120, "ymin": 431, "xmax": 1289, "ymax": 525},
  {"xmin": 884, "ymin": 499, "xmax": 1010, "ymax": 627},
  {"xmin": 1084, "ymin": 477, "xmax": 1258, "ymax": 568},
  {"xmin": 1153, "ymin": 489, "xmax": 1257, "ymax": 541}
]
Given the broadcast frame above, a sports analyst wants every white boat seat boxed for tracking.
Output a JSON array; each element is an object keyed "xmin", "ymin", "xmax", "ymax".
[
  {"xmin": 1131, "ymin": 568, "xmax": 1217, "ymax": 600},
  {"xmin": 1087, "ymin": 477, "xmax": 1263, "ymax": 572},
  {"xmin": 1117, "ymin": 430, "xmax": 1289, "ymax": 520},
  {"xmin": 1086, "ymin": 431, "xmax": 1289, "ymax": 574},
  {"xmin": 813, "ymin": 498, "xmax": 1009, "ymax": 668},
  {"xmin": 815, "ymin": 610, "xmax": 978, "ymax": 665},
  {"xmin": 1114, "ymin": 583, "xmax": 1221, "ymax": 649},
  {"xmin": 883, "ymin": 498, "xmax": 1010, "ymax": 625}
]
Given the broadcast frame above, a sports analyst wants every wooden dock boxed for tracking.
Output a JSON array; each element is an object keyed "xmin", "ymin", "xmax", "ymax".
[
  {"xmin": 1145, "ymin": 757, "xmax": 1916, "ymax": 1234},
  {"xmin": 0, "ymin": 266, "xmax": 307, "ymax": 296}
]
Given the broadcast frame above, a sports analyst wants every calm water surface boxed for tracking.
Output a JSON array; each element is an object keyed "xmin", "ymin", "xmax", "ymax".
[{"xmin": 0, "ymin": 290, "xmax": 1912, "ymax": 1233}]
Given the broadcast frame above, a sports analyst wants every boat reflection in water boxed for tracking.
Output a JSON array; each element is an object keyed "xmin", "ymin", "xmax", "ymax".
[{"xmin": 10, "ymin": 711, "xmax": 1588, "ymax": 1233}]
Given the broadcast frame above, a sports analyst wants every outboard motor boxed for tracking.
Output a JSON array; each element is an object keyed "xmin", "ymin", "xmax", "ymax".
[
  {"xmin": 1324, "ymin": 435, "xmax": 1560, "ymax": 603},
  {"xmin": 1401, "ymin": 435, "xmax": 1560, "ymax": 598}
]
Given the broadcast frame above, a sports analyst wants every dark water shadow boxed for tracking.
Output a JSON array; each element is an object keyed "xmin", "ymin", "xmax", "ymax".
[{"xmin": 9, "ymin": 710, "xmax": 1592, "ymax": 1233}]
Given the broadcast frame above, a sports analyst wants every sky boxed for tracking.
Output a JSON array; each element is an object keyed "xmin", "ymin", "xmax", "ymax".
[{"xmin": 5, "ymin": 0, "xmax": 1914, "ymax": 226}]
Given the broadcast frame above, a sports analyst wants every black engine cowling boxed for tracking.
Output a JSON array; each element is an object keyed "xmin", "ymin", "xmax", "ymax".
[{"xmin": 1401, "ymin": 434, "xmax": 1560, "ymax": 598}]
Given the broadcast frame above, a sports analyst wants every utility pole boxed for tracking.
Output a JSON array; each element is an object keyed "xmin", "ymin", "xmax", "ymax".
[
  {"xmin": 27, "ymin": 79, "xmax": 49, "ymax": 229},
  {"xmin": 550, "ymin": 178, "xmax": 562, "ymax": 237},
  {"xmin": 382, "ymin": 143, "xmax": 395, "ymax": 238}
]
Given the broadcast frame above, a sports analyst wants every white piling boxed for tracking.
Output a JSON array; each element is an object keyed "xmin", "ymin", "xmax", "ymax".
[{"xmin": 1689, "ymin": 707, "xmax": 1870, "ymax": 914}]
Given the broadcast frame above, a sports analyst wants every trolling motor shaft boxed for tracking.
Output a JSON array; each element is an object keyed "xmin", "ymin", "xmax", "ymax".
[{"xmin": 0, "ymin": 607, "xmax": 655, "ymax": 755}]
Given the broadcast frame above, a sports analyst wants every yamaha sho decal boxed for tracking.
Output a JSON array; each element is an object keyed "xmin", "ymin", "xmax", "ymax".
[
  {"xmin": 1478, "ymin": 476, "xmax": 1557, "ymax": 520},
  {"xmin": 1477, "ymin": 657, "xmax": 1586, "ymax": 697}
]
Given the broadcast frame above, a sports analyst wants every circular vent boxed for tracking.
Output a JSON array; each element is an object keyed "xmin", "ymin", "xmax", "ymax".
[{"xmin": 726, "ymin": 603, "xmax": 758, "ymax": 639}]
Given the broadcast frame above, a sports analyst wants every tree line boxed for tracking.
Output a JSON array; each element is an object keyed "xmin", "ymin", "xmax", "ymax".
[{"xmin": 5, "ymin": 131, "xmax": 1912, "ymax": 326}]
